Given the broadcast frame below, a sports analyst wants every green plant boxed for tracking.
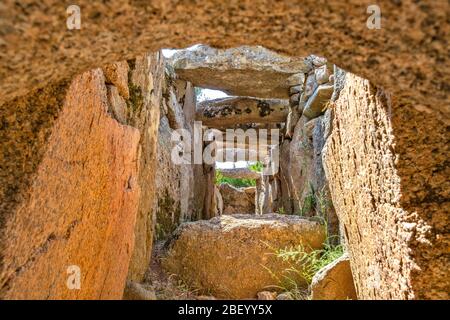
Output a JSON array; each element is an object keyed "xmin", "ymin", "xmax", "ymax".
[
  {"xmin": 264, "ymin": 217, "xmax": 344, "ymax": 299},
  {"xmin": 298, "ymin": 183, "xmax": 316, "ymax": 216},
  {"xmin": 314, "ymin": 186, "xmax": 332, "ymax": 221},
  {"xmin": 249, "ymin": 161, "xmax": 263, "ymax": 173},
  {"xmin": 215, "ymin": 170, "xmax": 256, "ymax": 188},
  {"xmin": 274, "ymin": 242, "xmax": 344, "ymax": 285}
]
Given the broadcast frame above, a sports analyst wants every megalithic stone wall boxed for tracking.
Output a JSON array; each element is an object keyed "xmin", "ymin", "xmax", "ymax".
[
  {"xmin": 0, "ymin": 69, "xmax": 141, "ymax": 299},
  {"xmin": 125, "ymin": 53, "xmax": 165, "ymax": 282},
  {"xmin": 323, "ymin": 73, "xmax": 449, "ymax": 299}
]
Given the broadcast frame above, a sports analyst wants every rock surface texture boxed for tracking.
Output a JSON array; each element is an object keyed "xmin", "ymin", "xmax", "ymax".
[
  {"xmin": 1, "ymin": 1, "xmax": 447, "ymax": 118},
  {"xmin": 0, "ymin": 70, "xmax": 141, "ymax": 299},
  {"xmin": 125, "ymin": 53, "xmax": 165, "ymax": 283},
  {"xmin": 196, "ymin": 96, "xmax": 289, "ymax": 127},
  {"xmin": 154, "ymin": 74, "xmax": 199, "ymax": 239},
  {"xmin": 323, "ymin": 73, "xmax": 449, "ymax": 300},
  {"xmin": 162, "ymin": 214, "xmax": 326, "ymax": 299},
  {"xmin": 169, "ymin": 45, "xmax": 310, "ymax": 98},
  {"xmin": 0, "ymin": 0, "xmax": 449, "ymax": 301},
  {"xmin": 219, "ymin": 184, "xmax": 256, "ymax": 215},
  {"xmin": 311, "ymin": 253, "xmax": 357, "ymax": 300}
]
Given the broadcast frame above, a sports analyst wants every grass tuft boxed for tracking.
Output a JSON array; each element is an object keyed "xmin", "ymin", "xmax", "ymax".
[{"xmin": 215, "ymin": 170, "xmax": 256, "ymax": 188}]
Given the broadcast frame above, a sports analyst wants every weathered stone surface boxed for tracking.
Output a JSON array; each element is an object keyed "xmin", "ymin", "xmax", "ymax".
[
  {"xmin": 285, "ymin": 105, "xmax": 301, "ymax": 138},
  {"xmin": 280, "ymin": 115, "xmax": 338, "ymax": 239},
  {"xmin": 323, "ymin": 73, "xmax": 449, "ymax": 300},
  {"xmin": 289, "ymin": 93, "xmax": 300, "ymax": 106},
  {"xmin": 126, "ymin": 53, "xmax": 165, "ymax": 282},
  {"xmin": 302, "ymin": 84, "xmax": 334, "ymax": 119},
  {"xmin": 290, "ymin": 85, "xmax": 303, "ymax": 95},
  {"xmin": 169, "ymin": 45, "xmax": 310, "ymax": 98},
  {"xmin": 331, "ymin": 66, "xmax": 347, "ymax": 102},
  {"xmin": 154, "ymin": 77, "xmax": 198, "ymax": 240},
  {"xmin": 304, "ymin": 74, "xmax": 318, "ymax": 99},
  {"xmin": 1, "ymin": 1, "xmax": 448, "ymax": 118},
  {"xmin": 0, "ymin": 69, "xmax": 141, "ymax": 299},
  {"xmin": 286, "ymin": 73, "xmax": 306, "ymax": 87},
  {"xmin": 165, "ymin": 87, "xmax": 186, "ymax": 130},
  {"xmin": 279, "ymin": 140, "xmax": 294, "ymax": 215},
  {"xmin": 288, "ymin": 117, "xmax": 315, "ymax": 215},
  {"xmin": 123, "ymin": 281, "xmax": 156, "ymax": 300},
  {"xmin": 106, "ymin": 85, "xmax": 127, "ymax": 124},
  {"xmin": 154, "ymin": 117, "xmax": 183, "ymax": 240},
  {"xmin": 214, "ymin": 185, "xmax": 224, "ymax": 216},
  {"xmin": 257, "ymin": 291, "xmax": 277, "ymax": 300},
  {"xmin": 311, "ymin": 253, "xmax": 357, "ymax": 300},
  {"xmin": 162, "ymin": 214, "xmax": 326, "ymax": 299},
  {"xmin": 218, "ymin": 168, "xmax": 260, "ymax": 180},
  {"xmin": 0, "ymin": 0, "xmax": 448, "ymax": 301},
  {"xmin": 196, "ymin": 96, "xmax": 289, "ymax": 127},
  {"xmin": 314, "ymin": 63, "xmax": 333, "ymax": 85},
  {"xmin": 219, "ymin": 183, "xmax": 255, "ymax": 215},
  {"xmin": 102, "ymin": 61, "xmax": 130, "ymax": 99}
]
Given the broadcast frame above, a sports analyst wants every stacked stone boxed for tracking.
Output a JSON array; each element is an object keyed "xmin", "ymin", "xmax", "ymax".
[
  {"xmin": 286, "ymin": 56, "xmax": 340, "ymax": 139},
  {"xmin": 280, "ymin": 56, "xmax": 345, "ymax": 239}
]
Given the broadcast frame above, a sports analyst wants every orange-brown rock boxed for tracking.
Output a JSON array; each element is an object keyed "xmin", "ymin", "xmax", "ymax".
[
  {"xmin": 0, "ymin": 69, "xmax": 141, "ymax": 299},
  {"xmin": 219, "ymin": 183, "xmax": 255, "ymax": 215},
  {"xmin": 311, "ymin": 253, "xmax": 357, "ymax": 300},
  {"xmin": 162, "ymin": 214, "xmax": 326, "ymax": 299},
  {"xmin": 126, "ymin": 52, "xmax": 165, "ymax": 282},
  {"xmin": 1, "ymin": 1, "xmax": 447, "ymax": 119},
  {"xmin": 323, "ymin": 73, "xmax": 449, "ymax": 300},
  {"xmin": 103, "ymin": 61, "xmax": 130, "ymax": 99}
]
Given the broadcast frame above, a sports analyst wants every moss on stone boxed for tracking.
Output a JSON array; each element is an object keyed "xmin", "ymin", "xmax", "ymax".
[{"xmin": 156, "ymin": 189, "xmax": 181, "ymax": 240}]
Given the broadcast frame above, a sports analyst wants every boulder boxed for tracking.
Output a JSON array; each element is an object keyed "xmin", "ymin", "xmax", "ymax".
[
  {"xmin": 220, "ymin": 183, "xmax": 255, "ymax": 215},
  {"xmin": 311, "ymin": 254, "xmax": 357, "ymax": 300},
  {"xmin": 169, "ymin": 45, "xmax": 310, "ymax": 98},
  {"xmin": 162, "ymin": 214, "xmax": 326, "ymax": 299}
]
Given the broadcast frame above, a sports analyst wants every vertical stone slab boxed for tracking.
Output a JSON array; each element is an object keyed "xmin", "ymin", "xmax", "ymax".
[
  {"xmin": 126, "ymin": 52, "xmax": 164, "ymax": 282},
  {"xmin": 323, "ymin": 73, "xmax": 449, "ymax": 299},
  {"xmin": 0, "ymin": 69, "xmax": 141, "ymax": 299}
]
